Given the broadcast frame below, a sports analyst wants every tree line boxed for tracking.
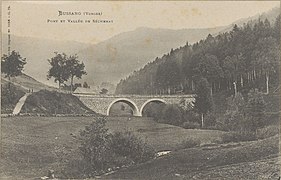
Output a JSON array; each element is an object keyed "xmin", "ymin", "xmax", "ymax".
[{"xmin": 115, "ymin": 16, "xmax": 280, "ymax": 96}]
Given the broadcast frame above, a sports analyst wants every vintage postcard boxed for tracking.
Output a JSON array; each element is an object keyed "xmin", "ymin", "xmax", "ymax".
[{"xmin": 1, "ymin": 1, "xmax": 280, "ymax": 179}]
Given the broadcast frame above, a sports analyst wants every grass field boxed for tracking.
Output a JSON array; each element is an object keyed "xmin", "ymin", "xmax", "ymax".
[{"xmin": 0, "ymin": 116, "xmax": 226, "ymax": 179}]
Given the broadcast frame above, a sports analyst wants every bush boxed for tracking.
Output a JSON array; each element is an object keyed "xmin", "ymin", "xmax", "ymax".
[
  {"xmin": 160, "ymin": 104, "xmax": 183, "ymax": 125},
  {"xmin": 142, "ymin": 103, "xmax": 166, "ymax": 121},
  {"xmin": 110, "ymin": 131, "xmax": 155, "ymax": 164},
  {"xmin": 222, "ymin": 110, "xmax": 244, "ymax": 131},
  {"xmin": 179, "ymin": 138, "xmax": 201, "ymax": 149},
  {"xmin": 242, "ymin": 90, "xmax": 266, "ymax": 132},
  {"xmin": 79, "ymin": 118, "xmax": 155, "ymax": 177},
  {"xmin": 256, "ymin": 125, "xmax": 279, "ymax": 140},
  {"xmin": 79, "ymin": 118, "xmax": 113, "ymax": 176},
  {"xmin": 204, "ymin": 112, "xmax": 217, "ymax": 127},
  {"xmin": 221, "ymin": 131, "xmax": 257, "ymax": 143},
  {"xmin": 182, "ymin": 110, "xmax": 199, "ymax": 124},
  {"xmin": 182, "ymin": 121, "xmax": 201, "ymax": 129}
]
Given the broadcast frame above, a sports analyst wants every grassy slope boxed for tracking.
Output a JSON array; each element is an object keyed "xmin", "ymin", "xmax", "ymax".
[
  {"xmin": 1, "ymin": 73, "xmax": 57, "ymax": 92},
  {"xmin": 105, "ymin": 135, "xmax": 279, "ymax": 180},
  {"xmin": 0, "ymin": 116, "xmax": 225, "ymax": 179},
  {"xmin": 21, "ymin": 90, "xmax": 96, "ymax": 114}
]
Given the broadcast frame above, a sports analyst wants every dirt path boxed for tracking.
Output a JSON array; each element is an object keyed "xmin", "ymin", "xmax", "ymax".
[{"xmin": 12, "ymin": 93, "xmax": 30, "ymax": 115}]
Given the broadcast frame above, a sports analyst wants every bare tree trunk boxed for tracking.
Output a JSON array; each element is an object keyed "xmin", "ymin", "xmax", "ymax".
[
  {"xmin": 266, "ymin": 71, "xmax": 269, "ymax": 94},
  {"xmin": 210, "ymin": 82, "xmax": 213, "ymax": 96},
  {"xmin": 201, "ymin": 113, "xmax": 204, "ymax": 128},
  {"xmin": 8, "ymin": 75, "xmax": 11, "ymax": 91},
  {"xmin": 70, "ymin": 76, "xmax": 73, "ymax": 93},
  {"xmin": 233, "ymin": 82, "xmax": 237, "ymax": 97},
  {"xmin": 240, "ymin": 75, "xmax": 243, "ymax": 87},
  {"xmin": 180, "ymin": 83, "xmax": 183, "ymax": 91}
]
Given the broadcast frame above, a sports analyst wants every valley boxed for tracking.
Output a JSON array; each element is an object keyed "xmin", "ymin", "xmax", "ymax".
[{"xmin": 1, "ymin": 2, "xmax": 280, "ymax": 180}]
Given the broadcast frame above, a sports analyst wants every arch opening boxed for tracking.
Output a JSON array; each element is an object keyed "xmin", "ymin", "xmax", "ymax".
[
  {"xmin": 140, "ymin": 99, "xmax": 167, "ymax": 117},
  {"xmin": 107, "ymin": 98, "xmax": 140, "ymax": 116}
]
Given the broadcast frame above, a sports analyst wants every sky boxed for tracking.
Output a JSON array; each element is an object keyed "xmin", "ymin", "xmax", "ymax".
[{"xmin": 2, "ymin": 1, "xmax": 280, "ymax": 44}]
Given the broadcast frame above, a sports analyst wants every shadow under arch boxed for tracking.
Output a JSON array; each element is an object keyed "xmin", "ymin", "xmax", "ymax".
[
  {"xmin": 107, "ymin": 98, "xmax": 140, "ymax": 116},
  {"xmin": 140, "ymin": 99, "xmax": 167, "ymax": 116}
]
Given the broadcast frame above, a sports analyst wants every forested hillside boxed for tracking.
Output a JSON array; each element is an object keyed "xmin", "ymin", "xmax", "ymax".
[{"xmin": 116, "ymin": 16, "xmax": 280, "ymax": 95}]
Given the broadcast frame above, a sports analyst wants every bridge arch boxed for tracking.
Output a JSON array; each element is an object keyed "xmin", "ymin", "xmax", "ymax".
[
  {"xmin": 140, "ymin": 99, "xmax": 167, "ymax": 116},
  {"xmin": 107, "ymin": 98, "xmax": 140, "ymax": 116}
]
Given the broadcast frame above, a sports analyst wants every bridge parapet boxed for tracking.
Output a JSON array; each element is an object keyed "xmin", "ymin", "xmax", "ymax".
[{"xmin": 73, "ymin": 93, "xmax": 195, "ymax": 98}]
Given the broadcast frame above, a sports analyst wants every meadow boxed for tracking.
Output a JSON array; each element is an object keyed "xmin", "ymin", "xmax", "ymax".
[{"xmin": 0, "ymin": 116, "xmax": 225, "ymax": 179}]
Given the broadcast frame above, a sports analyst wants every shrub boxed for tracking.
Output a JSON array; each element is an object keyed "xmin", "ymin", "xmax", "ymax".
[
  {"xmin": 182, "ymin": 121, "xmax": 201, "ymax": 129},
  {"xmin": 79, "ymin": 118, "xmax": 113, "ymax": 176},
  {"xmin": 242, "ymin": 90, "xmax": 266, "ymax": 132},
  {"xmin": 79, "ymin": 118, "xmax": 155, "ymax": 177},
  {"xmin": 222, "ymin": 110, "xmax": 244, "ymax": 131},
  {"xmin": 182, "ymin": 110, "xmax": 199, "ymax": 124},
  {"xmin": 179, "ymin": 138, "xmax": 201, "ymax": 149},
  {"xmin": 142, "ymin": 103, "xmax": 166, "ymax": 121},
  {"xmin": 204, "ymin": 112, "xmax": 217, "ymax": 127},
  {"xmin": 221, "ymin": 131, "xmax": 257, "ymax": 143},
  {"xmin": 256, "ymin": 125, "xmax": 279, "ymax": 140},
  {"xmin": 160, "ymin": 104, "xmax": 183, "ymax": 125},
  {"xmin": 110, "ymin": 131, "xmax": 155, "ymax": 164}
]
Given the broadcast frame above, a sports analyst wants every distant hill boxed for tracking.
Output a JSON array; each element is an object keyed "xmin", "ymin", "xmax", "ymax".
[{"xmin": 78, "ymin": 26, "xmax": 226, "ymax": 85}]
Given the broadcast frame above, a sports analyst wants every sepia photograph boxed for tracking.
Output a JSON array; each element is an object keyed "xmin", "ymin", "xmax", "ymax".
[{"xmin": 1, "ymin": 1, "xmax": 280, "ymax": 179}]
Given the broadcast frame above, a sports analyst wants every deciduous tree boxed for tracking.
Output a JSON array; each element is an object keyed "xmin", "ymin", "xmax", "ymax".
[
  {"xmin": 47, "ymin": 52, "xmax": 68, "ymax": 89},
  {"xmin": 1, "ymin": 50, "xmax": 27, "ymax": 96},
  {"xmin": 1, "ymin": 50, "xmax": 26, "ymax": 82},
  {"xmin": 65, "ymin": 54, "xmax": 87, "ymax": 92},
  {"xmin": 193, "ymin": 78, "xmax": 213, "ymax": 128}
]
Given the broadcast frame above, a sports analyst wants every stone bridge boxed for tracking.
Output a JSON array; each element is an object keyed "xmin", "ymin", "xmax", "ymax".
[{"xmin": 74, "ymin": 93, "xmax": 195, "ymax": 116}]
